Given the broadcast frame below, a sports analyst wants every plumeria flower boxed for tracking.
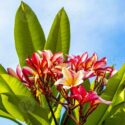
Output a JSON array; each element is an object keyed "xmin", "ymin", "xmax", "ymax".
[
  {"xmin": 70, "ymin": 85, "xmax": 111, "ymax": 105},
  {"xmin": 55, "ymin": 67, "xmax": 84, "ymax": 89},
  {"xmin": 67, "ymin": 52, "xmax": 88, "ymax": 71},
  {"xmin": 25, "ymin": 50, "xmax": 66, "ymax": 81},
  {"xmin": 85, "ymin": 54, "xmax": 113, "ymax": 77}
]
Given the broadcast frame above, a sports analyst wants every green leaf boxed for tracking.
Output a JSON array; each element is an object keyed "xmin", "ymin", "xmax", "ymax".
[
  {"xmin": 14, "ymin": 1, "xmax": 45, "ymax": 66},
  {"xmin": 0, "ymin": 81, "xmax": 22, "ymax": 125},
  {"xmin": 45, "ymin": 8, "xmax": 70, "ymax": 55},
  {"xmin": 85, "ymin": 64, "xmax": 125, "ymax": 125},
  {"xmin": 28, "ymin": 111, "xmax": 49, "ymax": 125},
  {"xmin": 103, "ymin": 102, "xmax": 125, "ymax": 125},
  {"xmin": 83, "ymin": 79, "xmax": 90, "ymax": 91},
  {"xmin": 1, "ymin": 94, "xmax": 24, "ymax": 121},
  {"xmin": 0, "ymin": 64, "xmax": 7, "ymax": 74},
  {"xmin": 0, "ymin": 97, "xmax": 23, "ymax": 125},
  {"xmin": 0, "ymin": 110, "xmax": 23, "ymax": 125},
  {"xmin": 0, "ymin": 74, "xmax": 49, "ymax": 125}
]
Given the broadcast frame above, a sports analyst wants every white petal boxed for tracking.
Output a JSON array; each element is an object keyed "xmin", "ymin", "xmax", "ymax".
[
  {"xmin": 62, "ymin": 67, "xmax": 73, "ymax": 84},
  {"xmin": 63, "ymin": 85, "xmax": 71, "ymax": 89},
  {"xmin": 74, "ymin": 70, "xmax": 84, "ymax": 86},
  {"xmin": 98, "ymin": 97, "xmax": 112, "ymax": 105},
  {"xmin": 55, "ymin": 78, "xmax": 65, "ymax": 86}
]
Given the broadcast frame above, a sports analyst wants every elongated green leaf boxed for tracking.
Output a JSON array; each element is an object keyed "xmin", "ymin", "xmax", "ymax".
[
  {"xmin": 1, "ymin": 94, "xmax": 24, "ymax": 121},
  {"xmin": 85, "ymin": 64, "xmax": 125, "ymax": 125},
  {"xmin": 0, "ymin": 74, "xmax": 49, "ymax": 125},
  {"xmin": 103, "ymin": 102, "xmax": 125, "ymax": 125},
  {"xmin": 45, "ymin": 8, "xmax": 70, "ymax": 55},
  {"xmin": 0, "ymin": 81, "xmax": 22, "ymax": 125},
  {"xmin": 0, "ymin": 110, "xmax": 23, "ymax": 125},
  {"xmin": 0, "ymin": 96, "xmax": 22, "ymax": 125},
  {"xmin": 14, "ymin": 2, "xmax": 45, "ymax": 66},
  {"xmin": 83, "ymin": 79, "xmax": 90, "ymax": 91},
  {"xmin": 0, "ymin": 64, "xmax": 6, "ymax": 74},
  {"xmin": 28, "ymin": 111, "xmax": 49, "ymax": 125}
]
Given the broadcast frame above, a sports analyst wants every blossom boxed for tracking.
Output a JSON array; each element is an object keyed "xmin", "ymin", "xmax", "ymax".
[
  {"xmin": 55, "ymin": 67, "xmax": 84, "ymax": 89},
  {"xmin": 68, "ymin": 52, "xmax": 113, "ymax": 79},
  {"xmin": 67, "ymin": 52, "xmax": 88, "ymax": 71},
  {"xmin": 26, "ymin": 50, "xmax": 65, "ymax": 80},
  {"xmin": 70, "ymin": 85, "xmax": 111, "ymax": 105}
]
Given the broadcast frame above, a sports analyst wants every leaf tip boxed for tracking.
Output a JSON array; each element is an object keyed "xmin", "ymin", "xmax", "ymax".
[{"xmin": 21, "ymin": 1, "xmax": 25, "ymax": 12}]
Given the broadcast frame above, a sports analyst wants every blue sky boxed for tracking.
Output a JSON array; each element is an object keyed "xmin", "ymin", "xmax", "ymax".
[{"xmin": 0, "ymin": 0, "xmax": 125, "ymax": 124}]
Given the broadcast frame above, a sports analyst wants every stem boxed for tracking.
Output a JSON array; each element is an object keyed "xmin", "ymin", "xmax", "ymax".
[
  {"xmin": 63, "ymin": 110, "xmax": 70, "ymax": 125},
  {"xmin": 45, "ymin": 96, "xmax": 58, "ymax": 125},
  {"xmin": 63, "ymin": 109, "xmax": 80, "ymax": 125},
  {"xmin": 69, "ymin": 114, "xmax": 80, "ymax": 125},
  {"xmin": 63, "ymin": 114, "xmax": 70, "ymax": 125},
  {"xmin": 51, "ymin": 95, "xmax": 68, "ymax": 109}
]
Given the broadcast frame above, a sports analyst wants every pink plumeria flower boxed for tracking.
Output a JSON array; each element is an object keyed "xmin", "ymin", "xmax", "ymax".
[
  {"xmin": 71, "ymin": 85, "xmax": 112, "ymax": 105},
  {"xmin": 68, "ymin": 52, "xmax": 88, "ymax": 71},
  {"xmin": 55, "ymin": 67, "xmax": 84, "ymax": 89}
]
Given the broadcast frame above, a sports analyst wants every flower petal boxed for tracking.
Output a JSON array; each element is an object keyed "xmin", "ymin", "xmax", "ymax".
[
  {"xmin": 81, "ymin": 52, "xmax": 88, "ymax": 62},
  {"xmin": 7, "ymin": 68, "xmax": 18, "ymax": 78},
  {"xmin": 94, "ymin": 57, "xmax": 107, "ymax": 69},
  {"xmin": 16, "ymin": 65, "xmax": 23, "ymax": 80},
  {"xmin": 62, "ymin": 68, "xmax": 73, "ymax": 85},
  {"xmin": 84, "ymin": 71, "xmax": 94, "ymax": 79},
  {"xmin": 71, "ymin": 86, "xmax": 79, "ymax": 95},
  {"xmin": 78, "ymin": 85, "xmax": 87, "ymax": 97},
  {"xmin": 85, "ymin": 53, "xmax": 98, "ymax": 70},
  {"xmin": 74, "ymin": 70, "xmax": 84, "ymax": 86},
  {"xmin": 32, "ymin": 52, "xmax": 41, "ymax": 66},
  {"xmin": 55, "ymin": 78, "xmax": 66, "ymax": 86},
  {"xmin": 22, "ymin": 66, "xmax": 34, "ymax": 76},
  {"xmin": 98, "ymin": 97, "xmax": 112, "ymax": 105},
  {"xmin": 51, "ymin": 52, "xmax": 63, "ymax": 63}
]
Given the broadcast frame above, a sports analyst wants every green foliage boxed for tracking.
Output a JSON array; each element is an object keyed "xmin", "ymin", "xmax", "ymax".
[
  {"xmin": 85, "ymin": 64, "xmax": 125, "ymax": 125},
  {"xmin": 14, "ymin": 2, "xmax": 45, "ymax": 66},
  {"xmin": 44, "ymin": 8, "xmax": 70, "ymax": 55},
  {"xmin": 103, "ymin": 102, "xmax": 125, "ymax": 125},
  {"xmin": 0, "ymin": 74, "xmax": 49, "ymax": 125},
  {"xmin": 0, "ymin": 64, "xmax": 7, "ymax": 74}
]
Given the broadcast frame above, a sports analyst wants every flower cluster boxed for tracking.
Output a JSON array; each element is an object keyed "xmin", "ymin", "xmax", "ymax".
[{"xmin": 7, "ymin": 50, "xmax": 115, "ymax": 124}]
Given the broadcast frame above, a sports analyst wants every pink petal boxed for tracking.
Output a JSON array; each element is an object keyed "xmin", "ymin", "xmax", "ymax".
[
  {"xmin": 78, "ymin": 85, "xmax": 87, "ymax": 97},
  {"xmin": 7, "ymin": 68, "xmax": 18, "ymax": 78},
  {"xmin": 16, "ymin": 65, "xmax": 23, "ymax": 80},
  {"xmin": 32, "ymin": 52, "xmax": 41, "ymax": 66},
  {"xmin": 22, "ymin": 67, "xmax": 34, "ymax": 76},
  {"xmin": 71, "ymin": 86, "xmax": 79, "ymax": 95},
  {"xmin": 71, "ymin": 94, "xmax": 83, "ymax": 102},
  {"xmin": 94, "ymin": 57, "xmax": 107, "ymax": 69},
  {"xmin": 86, "ymin": 91, "xmax": 98, "ymax": 102},
  {"xmin": 110, "ymin": 69, "xmax": 117, "ymax": 77},
  {"xmin": 85, "ymin": 53, "xmax": 98, "ymax": 70},
  {"xmin": 98, "ymin": 97, "xmax": 112, "ymax": 105},
  {"xmin": 84, "ymin": 71, "xmax": 94, "ymax": 79},
  {"xmin": 26, "ymin": 58, "xmax": 34, "ymax": 68},
  {"xmin": 81, "ymin": 52, "xmax": 88, "ymax": 62},
  {"xmin": 51, "ymin": 52, "xmax": 63, "ymax": 63}
]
